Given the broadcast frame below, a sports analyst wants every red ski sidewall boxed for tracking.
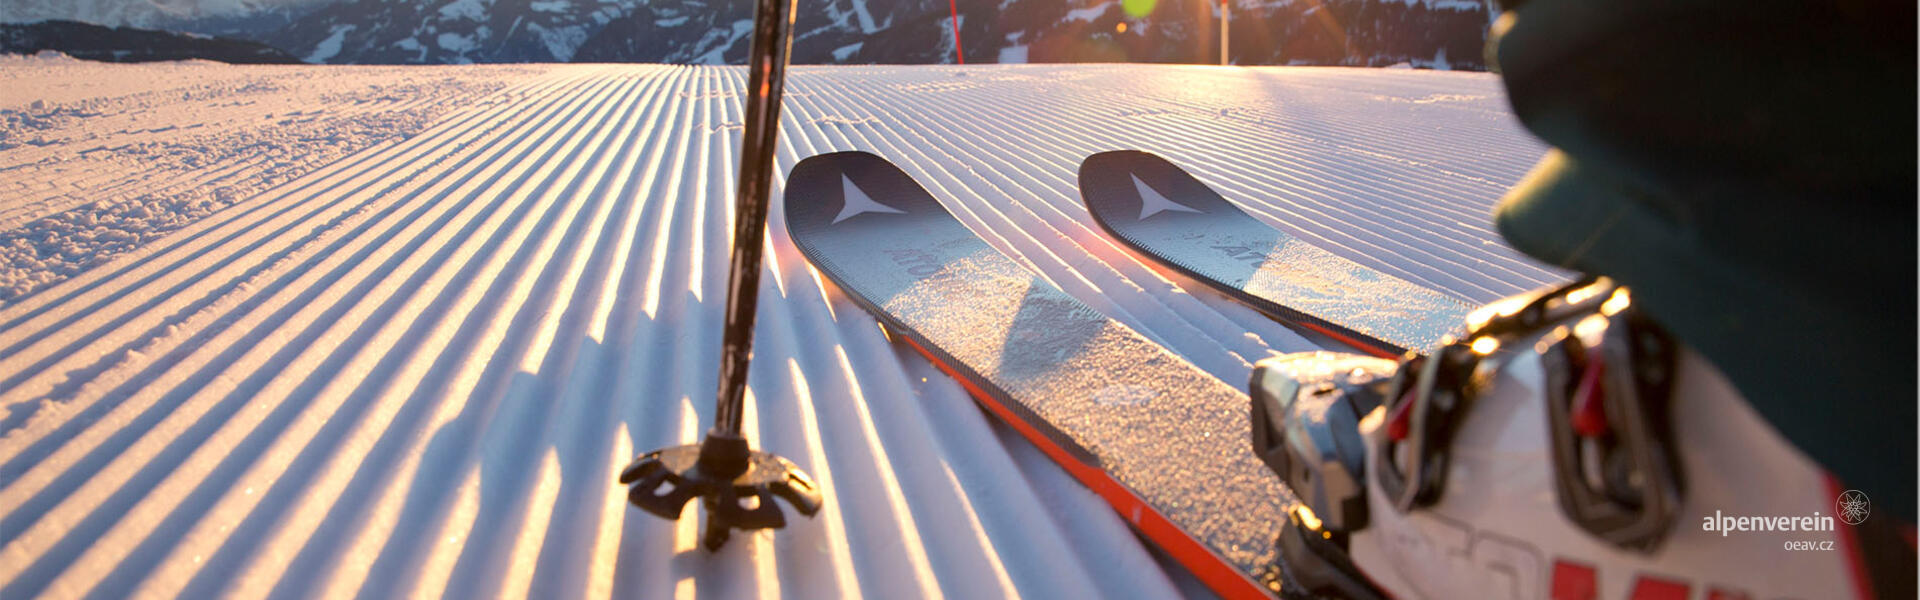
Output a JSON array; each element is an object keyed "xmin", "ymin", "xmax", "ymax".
[{"xmin": 898, "ymin": 334, "xmax": 1277, "ymax": 600}]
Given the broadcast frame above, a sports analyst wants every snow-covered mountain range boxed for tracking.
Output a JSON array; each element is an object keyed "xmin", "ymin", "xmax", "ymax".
[
  {"xmin": 272, "ymin": 0, "xmax": 643, "ymax": 64},
  {"xmin": 0, "ymin": 20, "xmax": 302, "ymax": 63},
  {"xmin": 571, "ymin": 0, "xmax": 1492, "ymax": 67},
  {"xmin": 2, "ymin": 0, "xmax": 1494, "ymax": 68},
  {"xmin": 0, "ymin": 0, "xmax": 329, "ymax": 36}
]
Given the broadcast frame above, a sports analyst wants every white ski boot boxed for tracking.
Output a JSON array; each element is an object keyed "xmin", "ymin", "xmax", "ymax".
[{"xmin": 1251, "ymin": 278, "xmax": 1911, "ymax": 599}]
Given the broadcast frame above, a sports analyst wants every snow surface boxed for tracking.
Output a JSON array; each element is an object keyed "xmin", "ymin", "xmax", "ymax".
[
  {"xmin": 305, "ymin": 24, "xmax": 356, "ymax": 64},
  {"xmin": 998, "ymin": 44, "xmax": 1029, "ymax": 64},
  {"xmin": 848, "ymin": 0, "xmax": 882, "ymax": 34},
  {"xmin": 0, "ymin": 63, "xmax": 1559, "ymax": 599},
  {"xmin": 529, "ymin": 22, "xmax": 591, "ymax": 63},
  {"xmin": 438, "ymin": 0, "xmax": 489, "ymax": 22},
  {"xmin": 1067, "ymin": 2, "xmax": 1117, "ymax": 22},
  {"xmin": 832, "ymin": 43, "xmax": 865, "ymax": 62},
  {"xmin": 0, "ymin": 57, "xmax": 550, "ymax": 305}
]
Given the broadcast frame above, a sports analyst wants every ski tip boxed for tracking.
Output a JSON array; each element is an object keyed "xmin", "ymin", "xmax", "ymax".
[
  {"xmin": 1077, "ymin": 150, "xmax": 1162, "ymax": 203},
  {"xmin": 1078, "ymin": 149, "xmax": 1163, "ymax": 176},
  {"xmin": 788, "ymin": 150, "xmax": 891, "ymax": 192},
  {"xmin": 786, "ymin": 151, "xmax": 946, "ymax": 241},
  {"xmin": 1077, "ymin": 150, "xmax": 1243, "ymax": 228}
]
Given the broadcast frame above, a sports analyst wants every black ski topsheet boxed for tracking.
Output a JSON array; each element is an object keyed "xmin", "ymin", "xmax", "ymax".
[
  {"xmin": 785, "ymin": 151, "xmax": 1293, "ymax": 599},
  {"xmin": 1079, "ymin": 150, "xmax": 1469, "ymax": 356}
]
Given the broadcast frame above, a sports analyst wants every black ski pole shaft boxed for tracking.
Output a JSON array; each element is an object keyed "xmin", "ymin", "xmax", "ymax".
[
  {"xmin": 618, "ymin": 0, "xmax": 820, "ymax": 552},
  {"xmin": 713, "ymin": 0, "xmax": 797, "ymax": 436}
]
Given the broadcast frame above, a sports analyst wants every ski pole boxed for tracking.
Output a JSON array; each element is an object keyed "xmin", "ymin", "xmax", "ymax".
[{"xmin": 619, "ymin": 0, "xmax": 822, "ymax": 552}]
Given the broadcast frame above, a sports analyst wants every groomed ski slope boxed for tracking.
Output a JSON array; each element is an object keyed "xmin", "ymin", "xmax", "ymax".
[
  {"xmin": 0, "ymin": 54, "xmax": 552, "ymax": 304},
  {"xmin": 0, "ymin": 63, "xmax": 1559, "ymax": 599}
]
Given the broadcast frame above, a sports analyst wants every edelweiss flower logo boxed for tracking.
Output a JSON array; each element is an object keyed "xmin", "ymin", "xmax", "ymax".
[{"xmin": 1837, "ymin": 490, "xmax": 1870, "ymax": 526}]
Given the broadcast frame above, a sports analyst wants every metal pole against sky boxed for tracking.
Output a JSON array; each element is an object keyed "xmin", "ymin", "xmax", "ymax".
[
  {"xmin": 949, "ymin": 0, "xmax": 964, "ymax": 64},
  {"xmin": 1220, "ymin": 0, "xmax": 1230, "ymax": 65}
]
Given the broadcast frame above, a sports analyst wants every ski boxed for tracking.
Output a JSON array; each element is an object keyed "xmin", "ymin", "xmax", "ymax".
[
  {"xmin": 785, "ymin": 151, "xmax": 1297, "ymax": 599},
  {"xmin": 1078, "ymin": 150, "xmax": 1469, "ymax": 357}
]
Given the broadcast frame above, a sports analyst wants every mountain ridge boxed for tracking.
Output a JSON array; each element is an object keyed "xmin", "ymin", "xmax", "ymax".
[
  {"xmin": 0, "ymin": 20, "xmax": 303, "ymax": 63},
  {"xmin": 3, "ymin": 0, "xmax": 1494, "ymax": 68}
]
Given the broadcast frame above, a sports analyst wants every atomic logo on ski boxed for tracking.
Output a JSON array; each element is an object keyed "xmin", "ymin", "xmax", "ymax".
[
  {"xmin": 1133, "ymin": 174, "xmax": 1201, "ymax": 220},
  {"xmin": 832, "ymin": 175, "xmax": 907, "ymax": 224},
  {"xmin": 1082, "ymin": 151, "xmax": 1471, "ymax": 356},
  {"xmin": 791, "ymin": 152, "xmax": 1296, "ymax": 600}
]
